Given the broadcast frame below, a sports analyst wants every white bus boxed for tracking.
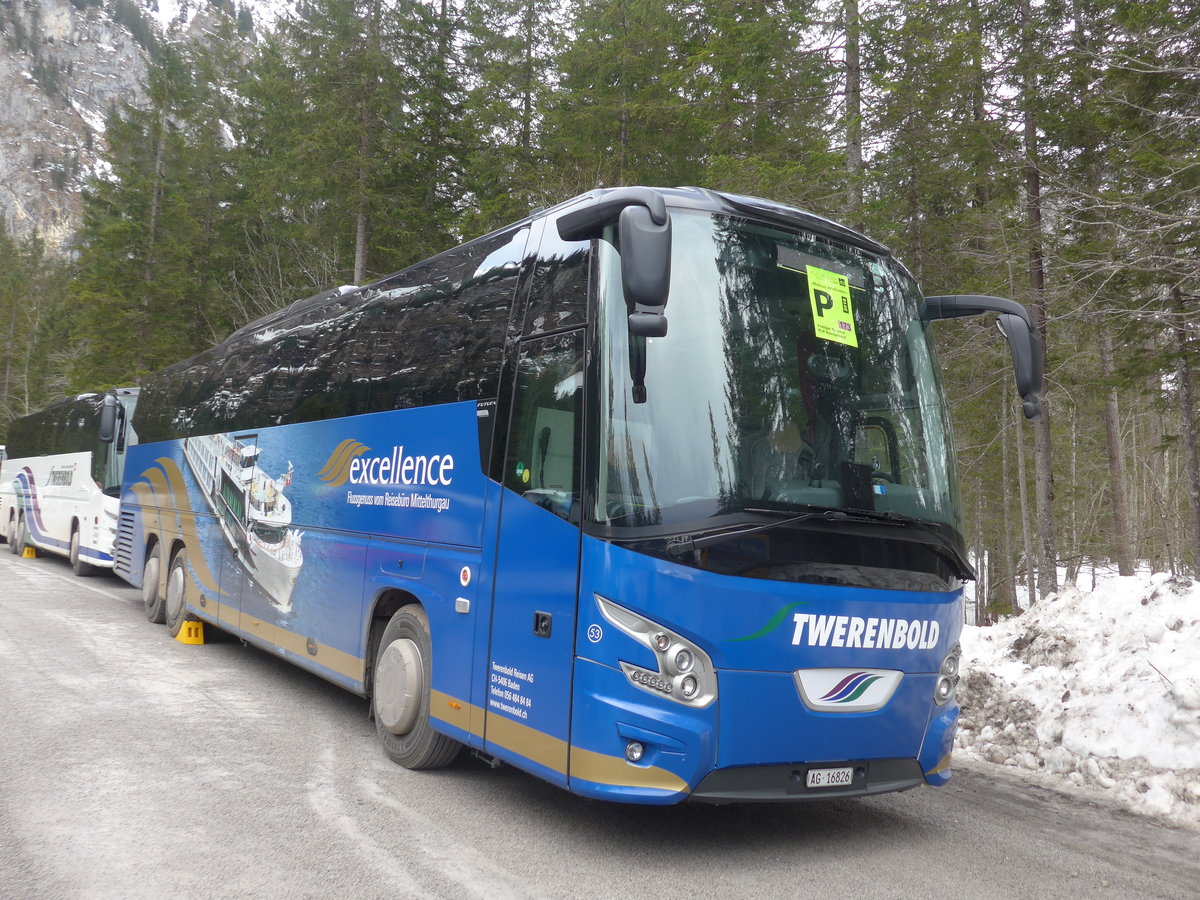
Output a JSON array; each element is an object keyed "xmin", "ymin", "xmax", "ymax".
[{"xmin": 1, "ymin": 389, "xmax": 139, "ymax": 575}]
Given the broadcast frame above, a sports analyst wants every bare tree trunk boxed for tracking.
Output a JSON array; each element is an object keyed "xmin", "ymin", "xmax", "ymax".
[
  {"xmin": 844, "ymin": 0, "xmax": 863, "ymax": 231},
  {"xmin": 1021, "ymin": 0, "xmax": 1057, "ymax": 596},
  {"xmin": 1066, "ymin": 408, "xmax": 1078, "ymax": 586},
  {"xmin": 140, "ymin": 109, "xmax": 168, "ymax": 374},
  {"xmin": 1100, "ymin": 327, "xmax": 1134, "ymax": 575},
  {"xmin": 1174, "ymin": 286, "xmax": 1200, "ymax": 576},
  {"xmin": 968, "ymin": 0, "xmax": 991, "ymax": 210},
  {"xmin": 975, "ymin": 486, "xmax": 986, "ymax": 624},
  {"xmin": 1014, "ymin": 384, "xmax": 1036, "ymax": 606},
  {"xmin": 1000, "ymin": 378, "xmax": 1018, "ymax": 611},
  {"xmin": 354, "ymin": 119, "xmax": 369, "ymax": 284}
]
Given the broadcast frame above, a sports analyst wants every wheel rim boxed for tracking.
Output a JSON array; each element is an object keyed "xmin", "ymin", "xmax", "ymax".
[
  {"xmin": 165, "ymin": 560, "xmax": 185, "ymax": 621},
  {"xmin": 70, "ymin": 531, "xmax": 80, "ymax": 565},
  {"xmin": 376, "ymin": 638, "xmax": 423, "ymax": 735}
]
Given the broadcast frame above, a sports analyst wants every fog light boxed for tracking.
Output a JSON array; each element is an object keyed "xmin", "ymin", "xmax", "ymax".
[
  {"xmin": 680, "ymin": 675, "xmax": 699, "ymax": 699},
  {"xmin": 673, "ymin": 648, "xmax": 694, "ymax": 673},
  {"xmin": 625, "ymin": 741, "xmax": 645, "ymax": 762}
]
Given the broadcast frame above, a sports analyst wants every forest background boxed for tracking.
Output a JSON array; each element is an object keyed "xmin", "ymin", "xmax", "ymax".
[{"xmin": 1, "ymin": 0, "xmax": 1198, "ymax": 617}]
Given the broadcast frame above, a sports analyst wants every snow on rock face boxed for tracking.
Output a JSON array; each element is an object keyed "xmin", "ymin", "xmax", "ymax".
[{"xmin": 956, "ymin": 572, "xmax": 1200, "ymax": 830}]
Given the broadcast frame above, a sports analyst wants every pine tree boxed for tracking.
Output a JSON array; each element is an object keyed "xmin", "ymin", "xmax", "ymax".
[
  {"xmin": 550, "ymin": 0, "xmax": 703, "ymax": 191},
  {"xmin": 460, "ymin": 0, "xmax": 563, "ymax": 230},
  {"xmin": 684, "ymin": 0, "xmax": 839, "ymax": 211}
]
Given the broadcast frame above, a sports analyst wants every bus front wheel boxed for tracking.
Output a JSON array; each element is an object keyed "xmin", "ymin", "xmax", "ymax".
[
  {"xmin": 6, "ymin": 516, "xmax": 18, "ymax": 554},
  {"xmin": 14, "ymin": 515, "xmax": 30, "ymax": 557},
  {"xmin": 373, "ymin": 605, "xmax": 460, "ymax": 770},
  {"xmin": 70, "ymin": 526, "xmax": 96, "ymax": 577},
  {"xmin": 143, "ymin": 544, "xmax": 165, "ymax": 623}
]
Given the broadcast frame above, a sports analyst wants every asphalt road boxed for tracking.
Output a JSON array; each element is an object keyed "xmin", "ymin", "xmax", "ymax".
[{"xmin": 2, "ymin": 550, "xmax": 1197, "ymax": 899}]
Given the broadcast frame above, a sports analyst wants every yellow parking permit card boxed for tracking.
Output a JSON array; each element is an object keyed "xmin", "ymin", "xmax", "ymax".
[{"xmin": 807, "ymin": 265, "xmax": 858, "ymax": 347}]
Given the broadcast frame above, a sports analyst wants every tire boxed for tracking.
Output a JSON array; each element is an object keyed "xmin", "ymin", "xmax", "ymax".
[
  {"xmin": 373, "ymin": 605, "xmax": 460, "ymax": 770},
  {"xmin": 164, "ymin": 548, "xmax": 195, "ymax": 638},
  {"xmin": 143, "ymin": 544, "xmax": 165, "ymax": 624},
  {"xmin": 70, "ymin": 527, "xmax": 96, "ymax": 577},
  {"xmin": 14, "ymin": 515, "xmax": 30, "ymax": 557},
  {"xmin": 6, "ymin": 515, "xmax": 17, "ymax": 554}
]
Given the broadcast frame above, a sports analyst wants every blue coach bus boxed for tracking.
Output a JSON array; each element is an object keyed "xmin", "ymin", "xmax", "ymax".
[{"xmin": 115, "ymin": 187, "xmax": 1041, "ymax": 803}]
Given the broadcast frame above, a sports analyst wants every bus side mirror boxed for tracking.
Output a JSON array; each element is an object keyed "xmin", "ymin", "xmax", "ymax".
[
  {"xmin": 996, "ymin": 313, "xmax": 1043, "ymax": 419},
  {"xmin": 98, "ymin": 394, "xmax": 119, "ymax": 444},
  {"xmin": 555, "ymin": 187, "xmax": 673, "ymax": 338},
  {"xmin": 925, "ymin": 294, "xmax": 1044, "ymax": 421},
  {"xmin": 620, "ymin": 205, "xmax": 671, "ymax": 337}
]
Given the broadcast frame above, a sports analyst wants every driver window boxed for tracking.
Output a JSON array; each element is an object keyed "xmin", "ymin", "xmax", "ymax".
[{"xmin": 503, "ymin": 330, "xmax": 584, "ymax": 523}]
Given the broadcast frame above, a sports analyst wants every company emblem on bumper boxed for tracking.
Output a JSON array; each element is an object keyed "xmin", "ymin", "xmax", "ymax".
[{"xmin": 793, "ymin": 668, "xmax": 903, "ymax": 712}]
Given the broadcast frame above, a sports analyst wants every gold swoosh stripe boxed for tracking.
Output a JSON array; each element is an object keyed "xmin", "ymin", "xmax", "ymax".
[
  {"xmin": 318, "ymin": 440, "xmax": 369, "ymax": 487},
  {"xmin": 469, "ymin": 704, "xmax": 686, "ymax": 794},
  {"xmin": 317, "ymin": 439, "xmax": 362, "ymax": 479},
  {"xmin": 485, "ymin": 709, "xmax": 569, "ymax": 774},
  {"xmin": 155, "ymin": 456, "xmax": 223, "ymax": 595},
  {"xmin": 235, "ymin": 615, "xmax": 364, "ymax": 683},
  {"xmin": 569, "ymin": 745, "xmax": 689, "ymax": 793},
  {"xmin": 926, "ymin": 751, "xmax": 952, "ymax": 776}
]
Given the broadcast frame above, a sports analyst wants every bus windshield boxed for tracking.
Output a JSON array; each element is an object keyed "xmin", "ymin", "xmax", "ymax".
[{"xmin": 593, "ymin": 210, "xmax": 963, "ymax": 552}]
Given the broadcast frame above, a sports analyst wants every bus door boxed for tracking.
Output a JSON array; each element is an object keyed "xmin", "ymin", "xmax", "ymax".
[{"xmin": 485, "ymin": 330, "xmax": 585, "ymax": 787}]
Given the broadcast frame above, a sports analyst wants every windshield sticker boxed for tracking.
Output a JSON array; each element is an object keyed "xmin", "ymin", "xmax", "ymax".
[{"xmin": 807, "ymin": 265, "xmax": 858, "ymax": 348}]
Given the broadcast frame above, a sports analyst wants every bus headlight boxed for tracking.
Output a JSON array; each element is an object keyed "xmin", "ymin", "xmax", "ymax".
[
  {"xmin": 935, "ymin": 642, "xmax": 961, "ymax": 706},
  {"xmin": 673, "ymin": 648, "xmax": 694, "ymax": 674},
  {"xmin": 595, "ymin": 594, "xmax": 716, "ymax": 709}
]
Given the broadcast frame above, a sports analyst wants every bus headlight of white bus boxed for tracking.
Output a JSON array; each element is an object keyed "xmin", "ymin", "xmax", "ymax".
[
  {"xmin": 595, "ymin": 595, "xmax": 716, "ymax": 709},
  {"xmin": 935, "ymin": 642, "xmax": 962, "ymax": 706}
]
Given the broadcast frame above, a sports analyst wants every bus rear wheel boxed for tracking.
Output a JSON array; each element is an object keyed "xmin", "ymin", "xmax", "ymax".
[
  {"xmin": 143, "ymin": 544, "xmax": 165, "ymax": 623},
  {"xmin": 373, "ymin": 605, "xmax": 460, "ymax": 770},
  {"xmin": 70, "ymin": 526, "xmax": 96, "ymax": 577},
  {"xmin": 164, "ymin": 548, "xmax": 194, "ymax": 637}
]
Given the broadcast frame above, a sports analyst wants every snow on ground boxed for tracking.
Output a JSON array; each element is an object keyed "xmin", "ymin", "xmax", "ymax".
[{"xmin": 956, "ymin": 571, "xmax": 1200, "ymax": 830}]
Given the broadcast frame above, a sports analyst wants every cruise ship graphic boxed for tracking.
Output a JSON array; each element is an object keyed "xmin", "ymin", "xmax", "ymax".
[{"xmin": 184, "ymin": 432, "xmax": 304, "ymax": 611}]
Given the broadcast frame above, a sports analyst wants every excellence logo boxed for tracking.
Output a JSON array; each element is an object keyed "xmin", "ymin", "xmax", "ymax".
[
  {"xmin": 318, "ymin": 439, "xmax": 455, "ymax": 488},
  {"xmin": 320, "ymin": 438, "xmax": 456, "ymax": 514}
]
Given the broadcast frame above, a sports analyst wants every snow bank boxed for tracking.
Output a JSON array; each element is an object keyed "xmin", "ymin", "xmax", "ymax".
[{"xmin": 956, "ymin": 572, "xmax": 1200, "ymax": 829}]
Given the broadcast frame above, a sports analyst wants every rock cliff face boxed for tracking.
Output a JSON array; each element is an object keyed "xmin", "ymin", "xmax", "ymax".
[{"xmin": 0, "ymin": 0, "xmax": 152, "ymax": 253}]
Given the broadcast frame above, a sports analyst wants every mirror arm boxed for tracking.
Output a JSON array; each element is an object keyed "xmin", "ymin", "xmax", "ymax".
[
  {"xmin": 924, "ymin": 294, "xmax": 1034, "ymax": 330},
  {"xmin": 555, "ymin": 187, "xmax": 668, "ymax": 241}
]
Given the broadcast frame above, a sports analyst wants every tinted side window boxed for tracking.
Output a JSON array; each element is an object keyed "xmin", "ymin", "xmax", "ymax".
[
  {"xmin": 133, "ymin": 227, "xmax": 529, "ymax": 441},
  {"xmin": 523, "ymin": 229, "xmax": 590, "ymax": 337},
  {"xmin": 503, "ymin": 330, "xmax": 584, "ymax": 523},
  {"xmin": 364, "ymin": 227, "xmax": 528, "ymax": 413},
  {"xmin": 6, "ymin": 396, "xmax": 102, "ymax": 458}
]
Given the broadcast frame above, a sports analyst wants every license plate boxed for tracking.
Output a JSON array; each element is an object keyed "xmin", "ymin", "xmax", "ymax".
[{"xmin": 806, "ymin": 766, "xmax": 855, "ymax": 789}]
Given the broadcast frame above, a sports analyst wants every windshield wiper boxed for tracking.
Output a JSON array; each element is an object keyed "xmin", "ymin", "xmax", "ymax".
[
  {"xmin": 666, "ymin": 506, "xmax": 976, "ymax": 581},
  {"xmin": 666, "ymin": 509, "xmax": 851, "ymax": 558}
]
